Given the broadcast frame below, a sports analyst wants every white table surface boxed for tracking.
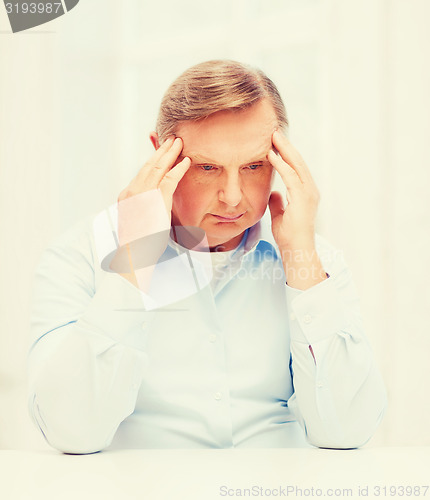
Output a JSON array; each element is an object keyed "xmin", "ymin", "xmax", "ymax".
[{"xmin": 0, "ymin": 447, "xmax": 428, "ymax": 499}]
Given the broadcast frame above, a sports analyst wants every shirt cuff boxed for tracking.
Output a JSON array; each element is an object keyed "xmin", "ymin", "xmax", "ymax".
[{"xmin": 286, "ymin": 274, "xmax": 349, "ymax": 344}]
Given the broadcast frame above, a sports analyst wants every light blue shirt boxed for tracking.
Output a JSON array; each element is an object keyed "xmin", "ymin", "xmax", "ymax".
[{"xmin": 28, "ymin": 201, "xmax": 387, "ymax": 454}]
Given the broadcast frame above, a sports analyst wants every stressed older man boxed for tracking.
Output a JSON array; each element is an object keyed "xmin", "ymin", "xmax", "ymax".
[{"xmin": 29, "ymin": 60, "xmax": 387, "ymax": 454}]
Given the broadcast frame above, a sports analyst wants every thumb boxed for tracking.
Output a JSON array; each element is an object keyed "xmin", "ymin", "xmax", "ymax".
[{"xmin": 268, "ymin": 191, "xmax": 285, "ymax": 222}]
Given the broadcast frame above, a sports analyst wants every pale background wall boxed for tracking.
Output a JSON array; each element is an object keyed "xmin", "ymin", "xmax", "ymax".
[{"xmin": 0, "ymin": 0, "xmax": 428, "ymax": 450}]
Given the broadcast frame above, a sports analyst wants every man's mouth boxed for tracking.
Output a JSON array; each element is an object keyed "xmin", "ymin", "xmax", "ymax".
[{"xmin": 211, "ymin": 213, "xmax": 245, "ymax": 222}]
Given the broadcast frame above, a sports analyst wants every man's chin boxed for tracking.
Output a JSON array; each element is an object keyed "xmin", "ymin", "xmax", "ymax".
[{"xmin": 205, "ymin": 226, "xmax": 248, "ymax": 251}]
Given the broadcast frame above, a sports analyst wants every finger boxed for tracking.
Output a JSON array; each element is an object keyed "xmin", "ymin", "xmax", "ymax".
[
  {"xmin": 147, "ymin": 135, "xmax": 176, "ymax": 165},
  {"xmin": 268, "ymin": 149, "xmax": 302, "ymax": 193},
  {"xmin": 159, "ymin": 156, "xmax": 192, "ymax": 198},
  {"xmin": 128, "ymin": 135, "xmax": 177, "ymax": 191},
  {"xmin": 268, "ymin": 191, "xmax": 285, "ymax": 222},
  {"xmin": 135, "ymin": 135, "xmax": 177, "ymax": 182},
  {"xmin": 272, "ymin": 130, "xmax": 313, "ymax": 185},
  {"xmin": 144, "ymin": 137, "xmax": 185, "ymax": 183},
  {"xmin": 151, "ymin": 137, "xmax": 184, "ymax": 170},
  {"xmin": 118, "ymin": 137, "xmax": 181, "ymax": 201}
]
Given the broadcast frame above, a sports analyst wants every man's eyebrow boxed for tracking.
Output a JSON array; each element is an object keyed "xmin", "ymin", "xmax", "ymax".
[{"xmin": 179, "ymin": 151, "xmax": 271, "ymax": 165}]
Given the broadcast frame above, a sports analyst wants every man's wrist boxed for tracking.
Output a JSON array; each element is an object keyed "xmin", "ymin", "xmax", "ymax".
[{"xmin": 279, "ymin": 243, "xmax": 327, "ymax": 291}]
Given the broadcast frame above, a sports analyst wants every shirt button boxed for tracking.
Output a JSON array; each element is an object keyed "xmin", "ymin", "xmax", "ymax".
[
  {"xmin": 290, "ymin": 312, "xmax": 296, "ymax": 321},
  {"xmin": 141, "ymin": 321, "xmax": 147, "ymax": 330},
  {"xmin": 214, "ymin": 392, "xmax": 222, "ymax": 401},
  {"xmin": 303, "ymin": 314, "xmax": 312, "ymax": 324},
  {"xmin": 208, "ymin": 334, "xmax": 217, "ymax": 343},
  {"xmin": 317, "ymin": 381, "xmax": 323, "ymax": 388}
]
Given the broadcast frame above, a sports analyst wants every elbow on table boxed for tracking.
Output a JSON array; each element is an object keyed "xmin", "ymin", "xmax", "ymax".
[
  {"xmin": 309, "ymin": 432, "xmax": 374, "ymax": 450},
  {"xmin": 43, "ymin": 427, "xmax": 114, "ymax": 455},
  {"xmin": 30, "ymin": 394, "xmax": 119, "ymax": 454},
  {"xmin": 31, "ymin": 406, "xmax": 116, "ymax": 454},
  {"xmin": 307, "ymin": 399, "xmax": 388, "ymax": 450}
]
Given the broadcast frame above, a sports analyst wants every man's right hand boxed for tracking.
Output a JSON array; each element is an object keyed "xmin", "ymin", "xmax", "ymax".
[
  {"xmin": 114, "ymin": 136, "xmax": 191, "ymax": 289},
  {"xmin": 117, "ymin": 136, "xmax": 190, "ymax": 214}
]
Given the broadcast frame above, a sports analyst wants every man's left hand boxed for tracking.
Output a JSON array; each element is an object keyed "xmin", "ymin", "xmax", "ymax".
[{"xmin": 267, "ymin": 130, "xmax": 326, "ymax": 289}]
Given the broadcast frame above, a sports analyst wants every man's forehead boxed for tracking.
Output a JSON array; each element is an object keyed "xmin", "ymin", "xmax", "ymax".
[
  {"xmin": 183, "ymin": 144, "xmax": 271, "ymax": 164},
  {"xmin": 176, "ymin": 99, "xmax": 278, "ymax": 164},
  {"xmin": 180, "ymin": 129, "xmax": 275, "ymax": 164}
]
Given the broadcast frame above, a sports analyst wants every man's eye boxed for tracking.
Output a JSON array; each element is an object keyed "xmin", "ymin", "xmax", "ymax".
[
  {"xmin": 200, "ymin": 165, "xmax": 216, "ymax": 171},
  {"xmin": 248, "ymin": 164, "xmax": 262, "ymax": 170}
]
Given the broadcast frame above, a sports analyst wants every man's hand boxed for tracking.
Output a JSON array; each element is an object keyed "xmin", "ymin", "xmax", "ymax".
[
  {"xmin": 267, "ymin": 130, "xmax": 327, "ymax": 290},
  {"xmin": 118, "ymin": 136, "xmax": 190, "ymax": 215},
  {"xmin": 267, "ymin": 130, "xmax": 319, "ymax": 250},
  {"xmin": 115, "ymin": 136, "xmax": 191, "ymax": 289}
]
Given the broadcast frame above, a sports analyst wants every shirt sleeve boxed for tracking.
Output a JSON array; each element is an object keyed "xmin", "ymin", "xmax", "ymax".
[
  {"xmin": 28, "ymin": 213, "xmax": 156, "ymax": 455},
  {"xmin": 285, "ymin": 234, "xmax": 388, "ymax": 449}
]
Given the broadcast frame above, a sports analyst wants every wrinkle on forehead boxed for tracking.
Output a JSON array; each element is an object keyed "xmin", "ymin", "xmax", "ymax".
[
  {"xmin": 176, "ymin": 99, "xmax": 278, "ymax": 168},
  {"xmin": 185, "ymin": 142, "xmax": 272, "ymax": 166}
]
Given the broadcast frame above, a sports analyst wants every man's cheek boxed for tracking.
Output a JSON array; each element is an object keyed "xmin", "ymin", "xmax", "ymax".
[
  {"xmin": 254, "ymin": 180, "xmax": 273, "ymax": 211},
  {"xmin": 173, "ymin": 169, "xmax": 198, "ymax": 203},
  {"xmin": 173, "ymin": 190, "xmax": 202, "ymax": 217}
]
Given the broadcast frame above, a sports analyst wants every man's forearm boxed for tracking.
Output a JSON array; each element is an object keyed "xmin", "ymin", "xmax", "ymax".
[
  {"xmin": 284, "ymin": 236, "xmax": 388, "ymax": 448},
  {"xmin": 280, "ymin": 244, "xmax": 327, "ymax": 290}
]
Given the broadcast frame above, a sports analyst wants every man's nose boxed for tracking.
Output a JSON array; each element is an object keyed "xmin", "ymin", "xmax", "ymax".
[{"xmin": 218, "ymin": 172, "xmax": 242, "ymax": 207}]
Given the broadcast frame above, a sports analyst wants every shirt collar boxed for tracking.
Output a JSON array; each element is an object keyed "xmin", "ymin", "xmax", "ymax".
[
  {"xmin": 243, "ymin": 209, "xmax": 280, "ymax": 257},
  {"xmin": 167, "ymin": 209, "xmax": 279, "ymax": 258}
]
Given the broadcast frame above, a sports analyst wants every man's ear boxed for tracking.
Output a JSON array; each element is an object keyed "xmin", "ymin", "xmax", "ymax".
[{"xmin": 150, "ymin": 131, "xmax": 160, "ymax": 150}]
